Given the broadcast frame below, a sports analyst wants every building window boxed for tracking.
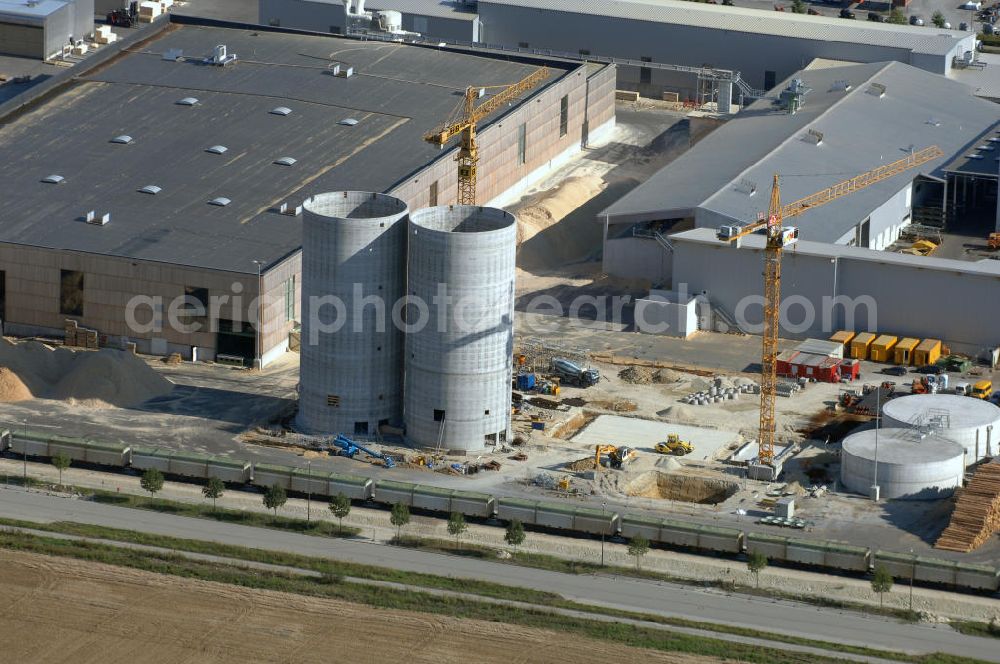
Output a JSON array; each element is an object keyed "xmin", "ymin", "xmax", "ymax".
[
  {"xmin": 181, "ymin": 286, "xmax": 209, "ymax": 325},
  {"xmin": 284, "ymin": 276, "xmax": 295, "ymax": 322},
  {"xmin": 640, "ymin": 56, "xmax": 652, "ymax": 85},
  {"xmin": 518, "ymin": 41, "xmax": 529, "ymax": 48},
  {"xmin": 517, "ymin": 123, "xmax": 526, "ymax": 165},
  {"xmin": 433, "ymin": 409, "xmax": 445, "ymax": 422},
  {"xmin": 59, "ymin": 270, "xmax": 84, "ymax": 316},
  {"xmin": 327, "ymin": 394, "xmax": 341, "ymax": 407},
  {"xmin": 354, "ymin": 421, "xmax": 369, "ymax": 435},
  {"xmin": 764, "ymin": 70, "xmax": 776, "ymax": 90},
  {"xmin": 559, "ymin": 95, "xmax": 568, "ymax": 137},
  {"xmin": 429, "ymin": 180, "xmax": 438, "ymax": 207}
]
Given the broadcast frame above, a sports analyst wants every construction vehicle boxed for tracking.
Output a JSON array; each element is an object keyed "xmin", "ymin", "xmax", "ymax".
[
  {"xmin": 898, "ymin": 239, "xmax": 938, "ymax": 256},
  {"xmin": 912, "ymin": 376, "xmax": 929, "ymax": 394},
  {"xmin": 424, "ymin": 68, "xmax": 549, "ymax": 204},
  {"xmin": 655, "ymin": 434, "xmax": 694, "ymax": 456},
  {"xmin": 550, "ymin": 357, "xmax": 600, "ymax": 387},
  {"xmin": 988, "ymin": 233, "xmax": 1000, "ymax": 251},
  {"xmin": 329, "ymin": 434, "xmax": 396, "ymax": 468},
  {"xmin": 557, "ymin": 476, "xmax": 571, "ymax": 491},
  {"xmin": 972, "ymin": 380, "xmax": 993, "ymax": 400},
  {"xmin": 717, "ymin": 145, "xmax": 942, "ymax": 465},
  {"xmin": 593, "ymin": 444, "xmax": 636, "ymax": 470}
]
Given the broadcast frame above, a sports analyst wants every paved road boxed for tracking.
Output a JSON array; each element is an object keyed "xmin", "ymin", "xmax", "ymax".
[{"xmin": 0, "ymin": 489, "xmax": 996, "ymax": 662}]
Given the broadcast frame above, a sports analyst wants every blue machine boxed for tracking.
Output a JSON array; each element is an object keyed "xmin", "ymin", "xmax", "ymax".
[
  {"xmin": 330, "ymin": 434, "xmax": 396, "ymax": 468},
  {"xmin": 516, "ymin": 372, "xmax": 536, "ymax": 391}
]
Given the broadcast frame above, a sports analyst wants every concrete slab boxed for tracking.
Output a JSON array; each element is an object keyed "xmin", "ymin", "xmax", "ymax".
[{"xmin": 571, "ymin": 414, "xmax": 739, "ymax": 462}]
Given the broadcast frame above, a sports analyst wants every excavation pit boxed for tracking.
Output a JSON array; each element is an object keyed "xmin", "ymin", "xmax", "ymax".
[{"xmin": 626, "ymin": 471, "xmax": 738, "ymax": 505}]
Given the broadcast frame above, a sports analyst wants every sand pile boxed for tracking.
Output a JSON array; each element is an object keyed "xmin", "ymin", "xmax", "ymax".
[
  {"xmin": 656, "ymin": 404, "xmax": 697, "ymax": 422},
  {"xmin": 653, "ymin": 369, "xmax": 682, "ymax": 383},
  {"xmin": 512, "ymin": 175, "xmax": 606, "ymax": 271},
  {"xmin": 618, "ymin": 366, "xmax": 655, "ymax": 384},
  {"xmin": 566, "ymin": 456, "xmax": 598, "ymax": 472},
  {"xmin": 0, "ymin": 367, "xmax": 33, "ymax": 402},
  {"xmin": 0, "ymin": 339, "xmax": 172, "ymax": 408}
]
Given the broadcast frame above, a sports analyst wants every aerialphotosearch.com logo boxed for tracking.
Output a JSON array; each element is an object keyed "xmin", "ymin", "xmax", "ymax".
[{"xmin": 123, "ymin": 281, "xmax": 878, "ymax": 340}]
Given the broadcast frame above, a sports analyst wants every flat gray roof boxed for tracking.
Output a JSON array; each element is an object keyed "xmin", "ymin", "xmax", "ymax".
[
  {"xmin": 941, "ymin": 122, "xmax": 1000, "ymax": 179},
  {"xmin": 480, "ymin": 0, "xmax": 974, "ymax": 57},
  {"xmin": 0, "ymin": 24, "xmax": 561, "ymax": 273},
  {"xmin": 603, "ymin": 61, "xmax": 1000, "ymax": 243},
  {"xmin": 280, "ymin": 0, "xmax": 479, "ymax": 21},
  {"xmin": 0, "ymin": 0, "xmax": 67, "ymax": 22}
]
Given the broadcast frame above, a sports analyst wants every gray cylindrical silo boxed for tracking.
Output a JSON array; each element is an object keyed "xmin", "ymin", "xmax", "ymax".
[
  {"xmin": 297, "ymin": 191, "xmax": 408, "ymax": 437},
  {"xmin": 404, "ymin": 205, "xmax": 516, "ymax": 452}
]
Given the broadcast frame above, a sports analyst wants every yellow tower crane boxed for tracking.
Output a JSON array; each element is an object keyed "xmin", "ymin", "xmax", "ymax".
[
  {"xmin": 424, "ymin": 67, "xmax": 549, "ymax": 205},
  {"xmin": 717, "ymin": 145, "xmax": 943, "ymax": 466}
]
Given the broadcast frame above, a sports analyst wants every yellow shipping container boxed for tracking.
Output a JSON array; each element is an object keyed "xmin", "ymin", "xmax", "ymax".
[
  {"xmin": 913, "ymin": 339, "xmax": 942, "ymax": 367},
  {"xmin": 893, "ymin": 338, "xmax": 920, "ymax": 365},
  {"xmin": 829, "ymin": 330, "xmax": 856, "ymax": 353},
  {"xmin": 850, "ymin": 332, "xmax": 877, "ymax": 360},
  {"xmin": 870, "ymin": 335, "xmax": 898, "ymax": 363}
]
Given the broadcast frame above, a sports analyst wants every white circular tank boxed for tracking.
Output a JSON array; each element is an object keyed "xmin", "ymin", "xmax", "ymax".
[
  {"xmin": 404, "ymin": 205, "xmax": 516, "ymax": 453},
  {"xmin": 297, "ymin": 191, "xmax": 408, "ymax": 437},
  {"xmin": 840, "ymin": 428, "xmax": 965, "ymax": 500},
  {"xmin": 882, "ymin": 394, "xmax": 1000, "ymax": 464}
]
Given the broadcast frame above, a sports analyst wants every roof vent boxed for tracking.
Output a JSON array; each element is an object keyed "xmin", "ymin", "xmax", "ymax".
[
  {"xmin": 925, "ymin": 118, "xmax": 942, "ymax": 127},
  {"xmin": 111, "ymin": 135, "xmax": 133, "ymax": 144},
  {"xmin": 206, "ymin": 145, "xmax": 228, "ymax": 154},
  {"xmin": 138, "ymin": 185, "xmax": 162, "ymax": 194},
  {"xmin": 86, "ymin": 211, "xmax": 110, "ymax": 226},
  {"xmin": 967, "ymin": 153, "xmax": 984, "ymax": 159},
  {"xmin": 977, "ymin": 144, "xmax": 994, "ymax": 151},
  {"xmin": 205, "ymin": 44, "xmax": 238, "ymax": 66},
  {"xmin": 335, "ymin": 66, "xmax": 354, "ymax": 78},
  {"xmin": 830, "ymin": 79, "xmax": 852, "ymax": 92},
  {"xmin": 41, "ymin": 174, "xmax": 65, "ymax": 184},
  {"xmin": 163, "ymin": 48, "xmax": 184, "ymax": 61},
  {"xmin": 270, "ymin": 106, "xmax": 292, "ymax": 116},
  {"xmin": 988, "ymin": 137, "xmax": 1000, "ymax": 143},
  {"xmin": 866, "ymin": 83, "xmax": 886, "ymax": 98},
  {"xmin": 274, "ymin": 157, "xmax": 297, "ymax": 166},
  {"xmin": 177, "ymin": 97, "xmax": 199, "ymax": 106},
  {"xmin": 339, "ymin": 118, "xmax": 359, "ymax": 126},
  {"xmin": 806, "ymin": 129, "xmax": 823, "ymax": 146},
  {"xmin": 208, "ymin": 197, "xmax": 231, "ymax": 206},
  {"xmin": 278, "ymin": 202, "xmax": 302, "ymax": 216}
]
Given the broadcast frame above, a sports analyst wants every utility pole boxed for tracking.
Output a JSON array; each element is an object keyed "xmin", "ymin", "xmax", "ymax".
[
  {"xmin": 22, "ymin": 419, "xmax": 27, "ymax": 486},
  {"xmin": 909, "ymin": 548, "xmax": 915, "ymax": 611},
  {"xmin": 306, "ymin": 460, "xmax": 312, "ymax": 523},
  {"xmin": 872, "ymin": 387, "xmax": 881, "ymax": 501}
]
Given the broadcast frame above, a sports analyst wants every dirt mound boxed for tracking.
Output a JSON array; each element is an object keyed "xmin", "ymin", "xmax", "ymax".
[
  {"xmin": 588, "ymin": 399, "xmax": 638, "ymax": 412},
  {"xmin": 0, "ymin": 367, "xmax": 33, "ymax": 402},
  {"xmin": 618, "ymin": 366, "xmax": 655, "ymax": 384},
  {"xmin": 512, "ymin": 175, "xmax": 606, "ymax": 271},
  {"xmin": 566, "ymin": 456, "xmax": 597, "ymax": 472},
  {"xmin": 653, "ymin": 369, "xmax": 682, "ymax": 383},
  {"xmin": 656, "ymin": 404, "xmax": 697, "ymax": 422},
  {"xmin": 0, "ymin": 339, "xmax": 172, "ymax": 408}
]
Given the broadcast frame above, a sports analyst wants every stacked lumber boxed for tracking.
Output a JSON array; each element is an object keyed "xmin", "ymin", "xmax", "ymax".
[
  {"xmin": 63, "ymin": 320, "xmax": 99, "ymax": 349},
  {"xmin": 936, "ymin": 460, "xmax": 1000, "ymax": 552}
]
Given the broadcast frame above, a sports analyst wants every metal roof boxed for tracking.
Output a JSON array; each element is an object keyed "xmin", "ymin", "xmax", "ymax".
[
  {"xmin": 941, "ymin": 122, "xmax": 1000, "ymax": 179},
  {"xmin": 0, "ymin": 25, "xmax": 561, "ymax": 274},
  {"xmin": 603, "ymin": 61, "xmax": 1000, "ymax": 244},
  {"xmin": 0, "ymin": 0, "xmax": 68, "ymax": 23},
  {"xmin": 278, "ymin": 0, "xmax": 480, "ymax": 20},
  {"xmin": 479, "ymin": 0, "xmax": 973, "ymax": 56}
]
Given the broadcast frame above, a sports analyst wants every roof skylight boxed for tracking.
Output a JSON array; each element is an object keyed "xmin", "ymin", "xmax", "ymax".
[
  {"xmin": 177, "ymin": 97, "xmax": 199, "ymax": 106},
  {"xmin": 274, "ymin": 157, "xmax": 297, "ymax": 166},
  {"xmin": 111, "ymin": 135, "xmax": 133, "ymax": 144},
  {"xmin": 41, "ymin": 175, "xmax": 65, "ymax": 184},
  {"xmin": 206, "ymin": 145, "xmax": 228, "ymax": 154},
  {"xmin": 138, "ymin": 185, "xmax": 162, "ymax": 194},
  {"xmin": 209, "ymin": 197, "xmax": 231, "ymax": 206},
  {"xmin": 270, "ymin": 107, "xmax": 292, "ymax": 116}
]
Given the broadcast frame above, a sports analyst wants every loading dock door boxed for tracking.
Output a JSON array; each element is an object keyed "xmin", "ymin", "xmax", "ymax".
[{"xmin": 216, "ymin": 319, "xmax": 255, "ymax": 364}]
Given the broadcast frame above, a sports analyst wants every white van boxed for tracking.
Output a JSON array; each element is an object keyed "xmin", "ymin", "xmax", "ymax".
[{"xmin": 954, "ymin": 382, "xmax": 970, "ymax": 396}]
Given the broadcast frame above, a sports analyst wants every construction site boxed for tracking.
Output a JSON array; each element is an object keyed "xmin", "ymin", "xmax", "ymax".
[{"xmin": 2, "ymin": 12, "xmax": 1000, "ymax": 659}]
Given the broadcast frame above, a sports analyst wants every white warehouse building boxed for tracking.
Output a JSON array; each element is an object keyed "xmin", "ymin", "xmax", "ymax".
[{"xmin": 600, "ymin": 60, "xmax": 1000, "ymax": 354}]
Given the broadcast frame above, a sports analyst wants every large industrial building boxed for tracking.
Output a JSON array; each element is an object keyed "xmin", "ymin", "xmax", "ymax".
[
  {"xmin": 601, "ymin": 61, "xmax": 1000, "ymax": 354},
  {"xmin": 261, "ymin": 0, "xmax": 980, "ymax": 100},
  {"xmin": 0, "ymin": 18, "xmax": 615, "ymax": 367},
  {"xmin": 0, "ymin": 0, "xmax": 94, "ymax": 59}
]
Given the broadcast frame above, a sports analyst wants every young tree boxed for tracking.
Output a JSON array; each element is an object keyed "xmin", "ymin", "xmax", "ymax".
[
  {"xmin": 790, "ymin": 0, "xmax": 806, "ymax": 13},
  {"xmin": 871, "ymin": 565, "xmax": 894, "ymax": 608},
  {"xmin": 263, "ymin": 483, "xmax": 287, "ymax": 518},
  {"xmin": 505, "ymin": 519, "xmax": 526, "ymax": 551},
  {"xmin": 747, "ymin": 551, "xmax": 768, "ymax": 588},
  {"xmin": 140, "ymin": 468, "xmax": 164, "ymax": 502},
  {"xmin": 329, "ymin": 493, "xmax": 351, "ymax": 534},
  {"xmin": 888, "ymin": 8, "xmax": 906, "ymax": 23},
  {"xmin": 390, "ymin": 502, "xmax": 410, "ymax": 540},
  {"xmin": 628, "ymin": 534, "xmax": 650, "ymax": 570},
  {"xmin": 931, "ymin": 10, "xmax": 945, "ymax": 27},
  {"xmin": 447, "ymin": 512, "xmax": 468, "ymax": 547},
  {"xmin": 51, "ymin": 452, "xmax": 71, "ymax": 487},
  {"xmin": 202, "ymin": 476, "xmax": 225, "ymax": 511}
]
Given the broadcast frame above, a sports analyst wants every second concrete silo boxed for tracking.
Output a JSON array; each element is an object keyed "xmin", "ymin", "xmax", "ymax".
[
  {"xmin": 297, "ymin": 191, "xmax": 408, "ymax": 437},
  {"xmin": 404, "ymin": 205, "xmax": 516, "ymax": 452}
]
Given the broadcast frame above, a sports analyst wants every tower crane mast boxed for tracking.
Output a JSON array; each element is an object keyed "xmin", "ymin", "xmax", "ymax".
[
  {"xmin": 717, "ymin": 145, "xmax": 943, "ymax": 466},
  {"xmin": 424, "ymin": 67, "xmax": 549, "ymax": 205}
]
